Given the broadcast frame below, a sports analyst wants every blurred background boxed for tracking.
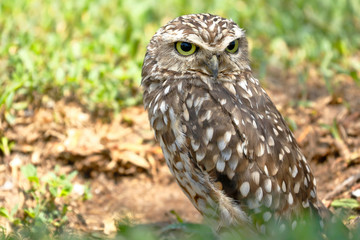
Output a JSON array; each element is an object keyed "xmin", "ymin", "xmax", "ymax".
[
  {"xmin": 1, "ymin": 0, "xmax": 359, "ymax": 114},
  {"xmin": 0, "ymin": 0, "xmax": 359, "ymax": 238}
]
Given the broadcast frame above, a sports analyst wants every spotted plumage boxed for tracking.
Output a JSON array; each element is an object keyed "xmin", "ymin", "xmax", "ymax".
[{"xmin": 142, "ymin": 13, "xmax": 330, "ymax": 232}]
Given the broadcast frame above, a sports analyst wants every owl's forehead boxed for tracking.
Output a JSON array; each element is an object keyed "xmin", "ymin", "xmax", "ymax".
[{"xmin": 158, "ymin": 14, "xmax": 245, "ymax": 49}]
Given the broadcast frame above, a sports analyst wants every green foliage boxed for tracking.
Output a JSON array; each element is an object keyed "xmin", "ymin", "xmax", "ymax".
[
  {"xmin": 169, "ymin": 210, "xmax": 184, "ymax": 223},
  {"xmin": 114, "ymin": 215, "xmax": 359, "ymax": 240},
  {"xmin": 18, "ymin": 164, "xmax": 77, "ymax": 229},
  {"xmin": 320, "ymin": 119, "xmax": 342, "ymax": 140},
  {"xmin": 116, "ymin": 224, "xmax": 158, "ymax": 240},
  {"xmin": 331, "ymin": 198, "xmax": 360, "ymax": 209},
  {"xmin": 1, "ymin": 213, "xmax": 359, "ymax": 240},
  {"xmin": 0, "ymin": 164, "xmax": 90, "ymax": 236},
  {"xmin": 0, "ymin": 137, "xmax": 14, "ymax": 156},
  {"xmin": 0, "ymin": 0, "xmax": 359, "ymax": 117}
]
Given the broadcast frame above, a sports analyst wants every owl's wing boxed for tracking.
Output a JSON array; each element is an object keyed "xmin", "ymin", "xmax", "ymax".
[{"xmin": 180, "ymin": 75, "xmax": 318, "ymax": 220}]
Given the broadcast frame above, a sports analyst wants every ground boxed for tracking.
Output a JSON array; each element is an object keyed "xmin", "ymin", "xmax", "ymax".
[{"xmin": 0, "ymin": 74, "xmax": 359, "ymax": 234}]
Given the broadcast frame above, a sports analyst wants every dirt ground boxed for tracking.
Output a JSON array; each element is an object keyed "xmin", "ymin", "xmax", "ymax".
[{"xmin": 0, "ymin": 73, "xmax": 359, "ymax": 234}]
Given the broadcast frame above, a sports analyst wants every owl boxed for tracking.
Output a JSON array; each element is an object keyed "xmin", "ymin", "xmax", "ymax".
[{"xmin": 141, "ymin": 13, "xmax": 330, "ymax": 233}]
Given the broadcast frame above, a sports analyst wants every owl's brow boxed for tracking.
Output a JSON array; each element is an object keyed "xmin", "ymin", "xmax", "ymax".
[{"xmin": 162, "ymin": 24, "xmax": 244, "ymax": 49}]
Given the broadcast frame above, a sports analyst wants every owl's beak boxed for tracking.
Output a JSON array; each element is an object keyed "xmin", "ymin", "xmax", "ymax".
[{"xmin": 208, "ymin": 55, "xmax": 219, "ymax": 79}]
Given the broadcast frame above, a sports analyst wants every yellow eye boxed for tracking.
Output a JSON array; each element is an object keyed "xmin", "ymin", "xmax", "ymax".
[
  {"xmin": 225, "ymin": 40, "xmax": 239, "ymax": 53},
  {"xmin": 175, "ymin": 42, "xmax": 197, "ymax": 56}
]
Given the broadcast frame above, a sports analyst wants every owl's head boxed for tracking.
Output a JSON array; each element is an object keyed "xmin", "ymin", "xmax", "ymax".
[{"xmin": 142, "ymin": 13, "xmax": 250, "ymax": 83}]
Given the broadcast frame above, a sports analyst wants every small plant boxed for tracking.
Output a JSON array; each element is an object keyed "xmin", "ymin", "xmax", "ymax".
[
  {"xmin": 331, "ymin": 198, "xmax": 360, "ymax": 225},
  {"xmin": 20, "ymin": 164, "xmax": 76, "ymax": 230},
  {"xmin": 331, "ymin": 198, "xmax": 360, "ymax": 210},
  {"xmin": 320, "ymin": 119, "xmax": 342, "ymax": 140},
  {"xmin": 0, "ymin": 164, "xmax": 91, "ymax": 236},
  {"xmin": 0, "ymin": 137, "xmax": 14, "ymax": 156}
]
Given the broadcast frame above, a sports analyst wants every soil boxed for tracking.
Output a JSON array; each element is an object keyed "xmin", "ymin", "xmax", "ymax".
[{"xmin": 0, "ymin": 72, "xmax": 359, "ymax": 234}]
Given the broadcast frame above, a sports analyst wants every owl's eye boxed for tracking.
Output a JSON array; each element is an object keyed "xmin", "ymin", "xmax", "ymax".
[
  {"xmin": 175, "ymin": 42, "xmax": 197, "ymax": 56},
  {"xmin": 225, "ymin": 40, "xmax": 239, "ymax": 53}
]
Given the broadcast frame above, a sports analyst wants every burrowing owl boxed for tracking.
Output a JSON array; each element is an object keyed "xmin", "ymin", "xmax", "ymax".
[{"xmin": 142, "ymin": 13, "xmax": 330, "ymax": 232}]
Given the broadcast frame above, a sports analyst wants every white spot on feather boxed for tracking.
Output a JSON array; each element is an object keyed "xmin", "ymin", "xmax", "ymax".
[
  {"xmin": 264, "ymin": 179, "xmax": 272, "ymax": 193},
  {"xmin": 216, "ymin": 160, "xmax": 225, "ymax": 172},
  {"xmin": 217, "ymin": 139, "xmax": 226, "ymax": 151},
  {"xmin": 183, "ymin": 107, "xmax": 189, "ymax": 121},
  {"xmin": 288, "ymin": 193, "xmax": 294, "ymax": 205},
  {"xmin": 251, "ymin": 171, "xmax": 260, "ymax": 185},
  {"xmin": 221, "ymin": 148, "xmax": 232, "ymax": 161},
  {"xmin": 225, "ymin": 83, "xmax": 236, "ymax": 95},
  {"xmin": 164, "ymin": 85, "xmax": 170, "ymax": 95},
  {"xmin": 282, "ymin": 181, "xmax": 287, "ymax": 192},
  {"xmin": 224, "ymin": 132, "xmax": 232, "ymax": 143},
  {"xmin": 236, "ymin": 142, "xmax": 243, "ymax": 157},
  {"xmin": 264, "ymin": 194, "xmax": 272, "ymax": 207},
  {"xmin": 191, "ymin": 139, "xmax": 200, "ymax": 151},
  {"xmin": 291, "ymin": 165, "xmax": 298, "ymax": 178},
  {"xmin": 175, "ymin": 161, "xmax": 183, "ymax": 170},
  {"xmin": 233, "ymin": 117, "xmax": 240, "ymax": 126},
  {"xmin": 310, "ymin": 190, "xmax": 316, "ymax": 198},
  {"xmin": 252, "ymin": 120, "xmax": 257, "ymax": 129},
  {"xmin": 160, "ymin": 101, "xmax": 167, "ymax": 113},
  {"xmin": 240, "ymin": 182, "xmax": 250, "ymax": 197},
  {"xmin": 177, "ymin": 82, "xmax": 183, "ymax": 92},
  {"xmin": 228, "ymin": 157, "xmax": 238, "ymax": 171},
  {"xmin": 256, "ymin": 143, "xmax": 265, "ymax": 157},
  {"xmin": 196, "ymin": 151, "xmax": 206, "ymax": 162},
  {"xmin": 220, "ymin": 98, "xmax": 227, "ymax": 105},
  {"xmin": 302, "ymin": 200, "xmax": 309, "ymax": 208},
  {"xmin": 284, "ymin": 146, "xmax": 290, "ymax": 153},
  {"xmin": 268, "ymin": 136, "xmax": 274, "ymax": 146},
  {"xmin": 186, "ymin": 97, "xmax": 193, "ymax": 108},
  {"xmin": 255, "ymin": 187, "xmax": 263, "ymax": 201},
  {"xmin": 263, "ymin": 212, "xmax": 272, "ymax": 222},
  {"xmin": 205, "ymin": 127, "xmax": 214, "ymax": 144},
  {"xmin": 273, "ymin": 128, "xmax": 279, "ymax": 136},
  {"xmin": 264, "ymin": 165, "xmax": 269, "ymax": 176},
  {"xmin": 169, "ymin": 107, "xmax": 176, "ymax": 122},
  {"xmin": 294, "ymin": 182, "xmax": 300, "ymax": 193}
]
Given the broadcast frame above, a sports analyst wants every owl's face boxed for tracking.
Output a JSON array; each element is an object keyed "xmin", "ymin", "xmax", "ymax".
[{"xmin": 142, "ymin": 14, "xmax": 250, "ymax": 84}]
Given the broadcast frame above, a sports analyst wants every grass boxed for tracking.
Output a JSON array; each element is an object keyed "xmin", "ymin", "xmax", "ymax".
[
  {"xmin": 1, "ymin": 215, "xmax": 359, "ymax": 240},
  {"xmin": 0, "ymin": 164, "xmax": 91, "ymax": 235},
  {"xmin": 0, "ymin": 0, "xmax": 359, "ymax": 119}
]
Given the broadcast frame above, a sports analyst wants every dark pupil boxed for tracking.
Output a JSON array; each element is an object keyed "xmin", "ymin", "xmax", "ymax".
[
  {"xmin": 227, "ymin": 41, "xmax": 235, "ymax": 50},
  {"xmin": 181, "ymin": 42, "xmax": 192, "ymax": 52}
]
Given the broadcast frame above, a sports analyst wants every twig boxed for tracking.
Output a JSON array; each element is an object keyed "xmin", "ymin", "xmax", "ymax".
[{"xmin": 323, "ymin": 173, "xmax": 360, "ymax": 201}]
